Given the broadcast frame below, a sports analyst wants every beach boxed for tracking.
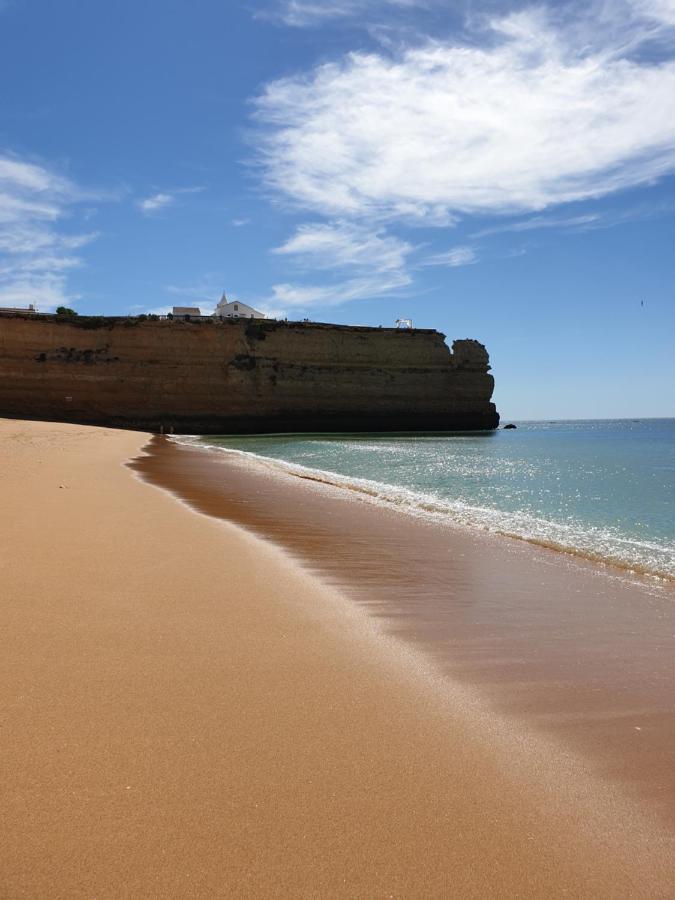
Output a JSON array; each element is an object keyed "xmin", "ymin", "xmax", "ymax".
[{"xmin": 1, "ymin": 418, "xmax": 674, "ymax": 898}]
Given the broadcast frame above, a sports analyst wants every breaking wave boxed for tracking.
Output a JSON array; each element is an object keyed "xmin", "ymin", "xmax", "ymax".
[{"xmin": 173, "ymin": 434, "xmax": 675, "ymax": 582}]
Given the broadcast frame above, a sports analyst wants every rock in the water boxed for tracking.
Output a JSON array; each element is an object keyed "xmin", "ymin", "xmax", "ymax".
[{"xmin": 503, "ymin": 423, "xmax": 517, "ymax": 429}]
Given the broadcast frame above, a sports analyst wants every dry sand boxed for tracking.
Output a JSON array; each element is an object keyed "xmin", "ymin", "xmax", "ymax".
[{"xmin": 0, "ymin": 418, "xmax": 673, "ymax": 898}]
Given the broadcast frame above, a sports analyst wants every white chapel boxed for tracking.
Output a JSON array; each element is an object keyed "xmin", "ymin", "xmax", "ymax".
[{"xmin": 213, "ymin": 292, "xmax": 266, "ymax": 320}]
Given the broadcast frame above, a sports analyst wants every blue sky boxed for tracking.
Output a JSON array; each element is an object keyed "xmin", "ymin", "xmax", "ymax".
[{"xmin": 1, "ymin": 0, "xmax": 674, "ymax": 419}]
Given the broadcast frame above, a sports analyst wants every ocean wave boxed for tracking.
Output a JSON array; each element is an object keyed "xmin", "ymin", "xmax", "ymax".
[{"xmin": 173, "ymin": 435, "xmax": 675, "ymax": 581}]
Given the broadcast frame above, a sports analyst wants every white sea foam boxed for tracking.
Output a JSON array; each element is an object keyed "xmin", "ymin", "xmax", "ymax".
[{"xmin": 172, "ymin": 434, "xmax": 675, "ymax": 581}]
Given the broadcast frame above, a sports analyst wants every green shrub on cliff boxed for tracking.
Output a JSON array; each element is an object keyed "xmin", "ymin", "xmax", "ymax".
[{"xmin": 56, "ymin": 306, "xmax": 78, "ymax": 317}]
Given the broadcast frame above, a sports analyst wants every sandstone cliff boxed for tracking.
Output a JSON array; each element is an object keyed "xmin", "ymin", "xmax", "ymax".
[{"xmin": 0, "ymin": 315, "xmax": 499, "ymax": 432}]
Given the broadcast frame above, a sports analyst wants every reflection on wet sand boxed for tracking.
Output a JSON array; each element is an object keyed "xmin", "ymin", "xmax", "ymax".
[{"xmin": 131, "ymin": 436, "xmax": 675, "ymax": 830}]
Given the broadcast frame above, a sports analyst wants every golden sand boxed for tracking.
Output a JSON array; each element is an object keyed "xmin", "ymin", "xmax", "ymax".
[{"xmin": 0, "ymin": 419, "xmax": 672, "ymax": 897}]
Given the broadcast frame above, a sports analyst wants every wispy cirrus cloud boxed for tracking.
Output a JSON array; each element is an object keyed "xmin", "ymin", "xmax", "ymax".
[
  {"xmin": 268, "ymin": 221, "xmax": 412, "ymax": 308},
  {"xmin": 472, "ymin": 213, "xmax": 602, "ymax": 239},
  {"xmin": 273, "ymin": 221, "xmax": 412, "ymax": 272},
  {"xmin": 0, "ymin": 154, "xmax": 99, "ymax": 310},
  {"xmin": 262, "ymin": 0, "xmax": 428, "ymax": 27},
  {"xmin": 472, "ymin": 200, "xmax": 675, "ymax": 238},
  {"xmin": 268, "ymin": 270, "xmax": 411, "ymax": 309},
  {"xmin": 422, "ymin": 245, "xmax": 477, "ymax": 267}
]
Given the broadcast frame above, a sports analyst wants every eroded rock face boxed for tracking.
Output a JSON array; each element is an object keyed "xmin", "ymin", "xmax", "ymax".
[{"xmin": 0, "ymin": 316, "xmax": 499, "ymax": 432}]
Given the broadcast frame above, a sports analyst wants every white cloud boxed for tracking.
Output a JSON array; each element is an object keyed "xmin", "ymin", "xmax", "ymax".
[
  {"xmin": 253, "ymin": 0, "xmax": 675, "ymax": 311},
  {"xmin": 268, "ymin": 221, "xmax": 413, "ymax": 309},
  {"xmin": 0, "ymin": 225, "xmax": 95, "ymax": 256},
  {"xmin": 0, "ymin": 275, "xmax": 78, "ymax": 309},
  {"xmin": 0, "ymin": 156, "xmax": 71, "ymax": 194},
  {"xmin": 635, "ymin": 0, "xmax": 675, "ymax": 27},
  {"xmin": 138, "ymin": 192, "xmax": 175, "ymax": 214},
  {"xmin": 471, "ymin": 200, "xmax": 675, "ymax": 237},
  {"xmin": 273, "ymin": 221, "xmax": 412, "ymax": 271},
  {"xmin": 254, "ymin": 4, "xmax": 675, "ymax": 223},
  {"xmin": 0, "ymin": 254, "xmax": 81, "ymax": 275},
  {"xmin": 265, "ymin": 0, "xmax": 426, "ymax": 27},
  {"xmin": 138, "ymin": 186, "xmax": 205, "ymax": 216},
  {"xmin": 268, "ymin": 269, "xmax": 411, "ymax": 309},
  {"xmin": 0, "ymin": 154, "xmax": 97, "ymax": 311},
  {"xmin": 163, "ymin": 225, "xmax": 413, "ymax": 315},
  {"xmin": 472, "ymin": 212, "xmax": 602, "ymax": 238},
  {"xmin": 423, "ymin": 245, "xmax": 477, "ymax": 267}
]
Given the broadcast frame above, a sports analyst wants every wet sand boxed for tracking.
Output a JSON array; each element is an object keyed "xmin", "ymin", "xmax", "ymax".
[
  {"xmin": 133, "ymin": 437, "xmax": 675, "ymax": 828},
  {"xmin": 1, "ymin": 420, "xmax": 674, "ymax": 897}
]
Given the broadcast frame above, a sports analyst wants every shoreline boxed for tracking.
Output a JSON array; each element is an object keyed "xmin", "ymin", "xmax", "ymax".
[
  {"xmin": 180, "ymin": 433, "xmax": 674, "ymax": 583},
  {"xmin": 132, "ymin": 437, "xmax": 675, "ymax": 829},
  {"xmin": 2, "ymin": 419, "xmax": 674, "ymax": 896}
]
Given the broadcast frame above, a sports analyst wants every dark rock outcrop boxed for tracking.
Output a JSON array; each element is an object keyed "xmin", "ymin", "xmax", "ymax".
[{"xmin": 0, "ymin": 315, "xmax": 499, "ymax": 433}]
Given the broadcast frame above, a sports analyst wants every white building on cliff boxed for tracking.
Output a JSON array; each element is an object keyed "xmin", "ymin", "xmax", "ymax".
[{"xmin": 213, "ymin": 293, "xmax": 265, "ymax": 320}]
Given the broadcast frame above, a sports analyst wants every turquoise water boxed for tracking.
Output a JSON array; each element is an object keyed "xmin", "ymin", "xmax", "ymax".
[{"xmin": 193, "ymin": 420, "xmax": 675, "ymax": 579}]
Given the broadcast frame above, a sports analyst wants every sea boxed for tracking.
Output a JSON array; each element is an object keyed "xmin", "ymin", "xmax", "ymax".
[{"xmin": 191, "ymin": 419, "xmax": 675, "ymax": 580}]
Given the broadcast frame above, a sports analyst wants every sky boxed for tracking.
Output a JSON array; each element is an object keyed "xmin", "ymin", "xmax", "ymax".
[{"xmin": 1, "ymin": 0, "xmax": 674, "ymax": 419}]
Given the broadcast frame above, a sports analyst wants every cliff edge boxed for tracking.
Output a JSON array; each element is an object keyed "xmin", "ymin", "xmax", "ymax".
[{"xmin": 0, "ymin": 315, "xmax": 499, "ymax": 432}]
